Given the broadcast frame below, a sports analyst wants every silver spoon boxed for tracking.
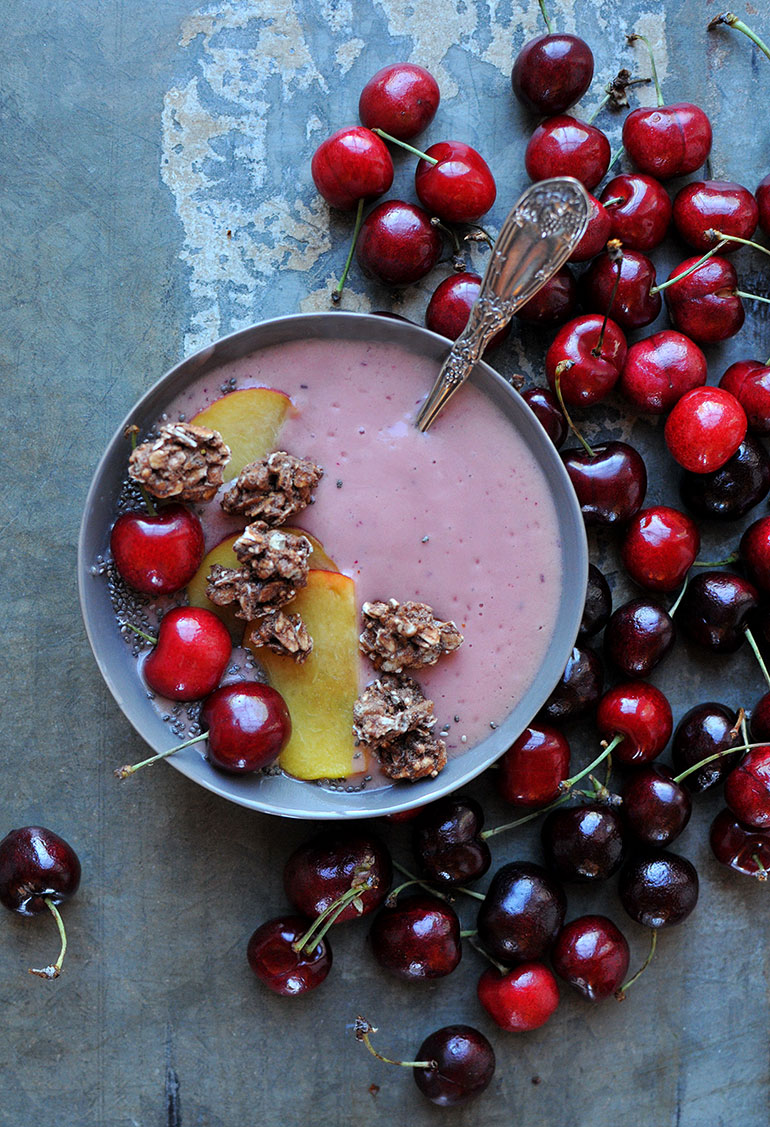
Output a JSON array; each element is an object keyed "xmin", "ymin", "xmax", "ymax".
[{"xmin": 415, "ymin": 176, "xmax": 591, "ymax": 432}]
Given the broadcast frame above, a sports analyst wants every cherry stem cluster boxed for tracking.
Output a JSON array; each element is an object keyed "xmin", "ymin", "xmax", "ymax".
[
  {"xmin": 28, "ymin": 898, "xmax": 68, "ymax": 980},
  {"xmin": 708, "ymin": 12, "xmax": 770, "ymax": 63},
  {"xmin": 354, "ymin": 1018, "xmax": 436, "ymax": 1070},
  {"xmin": 293, "ymin": 875, "xmax": 372, "ymax": 955}
]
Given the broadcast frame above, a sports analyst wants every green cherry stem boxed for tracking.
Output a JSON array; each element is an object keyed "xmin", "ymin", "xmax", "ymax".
[
  {"xmin": 538, "ymin": 0, "xmax": 554, "ymax": 34},
  {"xmin": 592, "ymin": 240, "xmax": 624, "ymax": 357},
  {"xmin": 332, "ymin": 196, "xmax": 365, "ymax": 304},
  {"xmin": 706, "ymin": 229, "xmax": 770, "ymax": 258},
  {"xmin": 28, "ymin": 898, "xmax": 68, "ymax": 980},
  {"xmin": 627, "ymin": 32, "xmax": 664, "ymax": 106},
  {"xmin": 691, "ymin": 554, "xmax": 739, "ymax": 567},
  {"xmin": 480, "ymin": 792, "xmax": 573, "ymax": 840},
  {"xmin": 616, "ymin": 928, "xmax": 657, "ymax": 1000},
  {"xmin": 371, "ymin": 128, "xmax": 438, "ymax": 165},
  {"xmin": 114, "ymin": 730, "xmax": 207, "ymax": 779},
  {"xmin": 744, "ymin": 626, "xmax": 770, "ymax": 691},
  {"xmin": 468, "ymin": 935, "xmax": 508, "ymax": 974},
  {"xmin": 120, "ymin": 620, "xmax": 158, "ymax": 646},
  {"xmin": 561, "ymin": 734, "xmax": 625, "ymax": 791},
  {"xmin": 668, "ymin": 575, "xmax": 689, "ymax": 618},
  {"xmin": 554, "ymin": 362, "xmax": 595, "ymax": 456},
  {"xmin": 736, "ymin": 291, "xmax": 770, "ymax": 306},
  {"xmin": 354, "ymin": 1018, "xmax": 436, "ymax": 1070},
  {"xmin": 708, "ymin": 12, "xmax": 770, "ymax": 62},
  {"xmin": 391, "ymin": 860, "xmax": 451, "ymax": 902},
  {"xmin": 293, "ymin": 881, "xmax": 370, "ymax": 954},
  {"xmin": 649, "ymin": 240, "xmax": 730, "ymax": 294}
]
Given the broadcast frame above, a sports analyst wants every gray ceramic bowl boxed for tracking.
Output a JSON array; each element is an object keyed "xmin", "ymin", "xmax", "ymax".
[{"xmin": 79, "ymin": 312, "xmax": 588, "ymax": 819}]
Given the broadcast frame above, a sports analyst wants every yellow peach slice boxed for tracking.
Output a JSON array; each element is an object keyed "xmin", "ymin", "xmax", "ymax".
[
  {"xmin": 186, "ymin": 533, "xmax": 242, "ymax": 638},
  {"xmin": 245, "ymin": 570, "xmax": 359, "ymax": 781},
  {"xmin": 191, "ymin": 387, "xmax": 291, "ymax": 479}
]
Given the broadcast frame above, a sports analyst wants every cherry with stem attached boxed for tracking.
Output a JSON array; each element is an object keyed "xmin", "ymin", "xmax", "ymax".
[{"xmin": 708, "ymin": 12, "xmax": 770, "ymax": 62}]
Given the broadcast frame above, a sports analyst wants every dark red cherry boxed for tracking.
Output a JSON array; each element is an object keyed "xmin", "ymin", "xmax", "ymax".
[
  {"xmin": 623, "ymin": 766, "xmax": 692, "ymax": 847},
  {"xmin": 521, "ymin": 386, "xmax": 567, "ymax": 448},
  {"xmin": 538, "ymin": 644, "xmax": 603, "ymax": 725},
  {"xmin": 477, "ymin": 861, "xmax": 566, "ymax": 964},
  {"xmin": 110, "ymin": 503, "xmax": 205, "ymax": 596},
  {"xmin": 664, "ymin": 256, "xmax": 745, "ymax": 344},
  {"xmin": 477, "ymin": 962, "xmax": 559, "ymax": 1031},
  {"xmin": 369, "ymin": 894, "xmax": 461, "ymax": 980},
  {"xmin": 515, "ymin": 266, "xmax": 578, "ymax": 326},
  {"xmin": 675, "ymin": 571, "xmax": 759, "ymax": 653},
  {"xmin": 498, "ymin": 724, "xmax": 570, "ymax": 807},
  {"xmin": 596, "ymin": 681, "xmax": 673, "ymax": 766},
  {"xmin": 620, "ymin": 505, "xmax": 700, "ymax": 593},
  {"xmin": 569, "ymin": 193, "xmax": 612, "ymax": 263},
  {"xmin": 525, "ymin": 116, "xmax": 610, "ymax": 191},
  {"xmin": 618, "ymin": 851, "xmax": 699, "ymax": 928},
  {"xmin": 359, "ymin": 63, "xmax": 440, "ymax": 140},
  {"xmin": 720, "ymin": 360, "xmax": 770, "ymax": 436},
  {"xmin": 199, "ymin": 682, "xmax": 291, "ymax": 773},
  {"xmin": 561, "ymin": 442, "xmax": 647, "ymax": 527},
  {"xmin": 672, "ymin": 702, "xmax": 741, "ymax": 793},
  {"xmin": 680, "ymin": 435, "xmax": 770, "ymax": 521},
  {"xmin": 551, "ymin": 915, "xmax": 630, "ymax": 1000},
  {"xmin": 412, "ymin": 796, "xmax": 491, "ymax": 885},
  {"xmin": 283, "ymin": 831, "xmax": 392, "ymax": 922},
  {"xmin": 709, "ymin": 808, "xmax": 770, "ymax": 879},
  {"xmin": 757, "ymin": 174, "xmax": 770, "ymax": 237},
  {"xmin": 600, "ymin": 174, "xmax": 672, "ymax": 251},
  {"xmin": 415, "ymin": 141, "xmax": 496, "ymax": 223},
  {"xmin": 673, "ymin": 180, "xmax": 758, "ymax": 252},
  {"xmin": 425, "ymin": 272, "xmax": 511, "ymax": 351},
  {"xmin": 545, "ymin": 314, "xmax": 627, "ymax": 407},
  {"xmin": 413, "ymin": 1025, "xmax": 495, "ymax": 1106},
  {"xmin": 619, "ymin": 330, "xmax": 707, "ymax": 415},
  {"xmin": 356, "ymin": 200, "xmax": 441, "ymax": 285},
  {"xmin": 622, "ymin": 103, "xmax": 712, "ymax": 180},
  {"xmin": 143, "ymin": 606, "xmax": 231, "ymax": 701},
  {"xmin": 512, "ymin": 32, "xmax": 593, "ymax": 115},
  {"xmin": 579, "ymin": 564, "xmax": 612, "ymax": 639},
  {"xmin": 247, "ymin": 916, "xmax": 331, "ymax": 996},
  {"xmin": 604, "ymin": 599, "xmax": 675, "ymax": 678},
  {"xmin": 581, "ymin": 249, "xmax": 661, "ymax": 330},
  {"xmin": 0, "ymin": 826, "xmax": 81, "ymax": 916},
  {"xmin": 665, "ymin": 386, "xmax": 747, "ymax": 473},
  {"xmin": 724, "ymin": 746, "xmax": 770, "ymax": 830},
  {"xmin": 311, "ymin": 126, "xmax": 394, "ymax": 210},
  {"xmin": 751, "ymin": 691, "xmax": 770, "ymax": 741},
  {"xmin": 740, "ymin": 515, "xmax": 770, "ymax": 593},
  {"xmin": 541, "ymin": 804, "xmax": 625, "ymax": 883}
]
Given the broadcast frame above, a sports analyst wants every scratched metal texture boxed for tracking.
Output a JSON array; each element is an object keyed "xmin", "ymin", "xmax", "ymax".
[{"xmin": 1, "ymin": 1, "xmax": 769, "ymax": 1125}]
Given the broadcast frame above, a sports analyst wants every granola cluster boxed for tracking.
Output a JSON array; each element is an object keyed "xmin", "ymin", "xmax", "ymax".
[
  {"xmin": 206, "ymin": 523, "xmax": 312, "ymax": 623},
  {"xmin": 352, "ymin": 673, "xmax": 447, "ymax": 782},
  {"xmin": 359, "ymin": 599, "xmax": 463, "ymax": 673},
  {"xmin": 222, "ymin": 450, "xmax": 324, "ymax": 525},
  {"xmin": 128, "ymin": 422, "xmax": 230, "ymax": 503},
  {"xmin": 247, "ymin": 607, "xmax": 313, "ymax": 663}
]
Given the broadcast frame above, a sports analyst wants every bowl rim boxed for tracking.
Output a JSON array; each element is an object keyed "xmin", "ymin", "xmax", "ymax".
[{"xmin": 78, "ymin": 311, "xmax": 588, "ymax": 819}]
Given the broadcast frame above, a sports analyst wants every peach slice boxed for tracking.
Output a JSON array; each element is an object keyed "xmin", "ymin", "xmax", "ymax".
[
  {"xmin": 186, "ymin": 533, "xmax": 242, "ymax": 637},
  {"xmin": 245, "ymin": 569, "xmax": 359, "ymax": 781},
  {"xmin": 283, "ymin": 526, "xmax": 338, "ymax": 573},
  {"xmin": 191, "ymin": 387, "xmax": 291, "ymax": 479}
]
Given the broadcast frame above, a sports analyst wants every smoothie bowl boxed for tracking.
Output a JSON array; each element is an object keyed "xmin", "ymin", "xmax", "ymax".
[{"xmin": 79, "ymin": 312, "xmax": 587, "ymax": 819}]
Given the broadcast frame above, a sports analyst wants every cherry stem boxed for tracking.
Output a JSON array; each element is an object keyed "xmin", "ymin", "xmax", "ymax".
[
  {"xmin": 616, "ymin": 928, "xmax": 657, "ymax": 1000},
  {"xmin": 120, "ymin": 620, "xmax": 158, "ymax": 646},
  {"xmin": 385, "ymin": 878, "xmax": 423, "ymax": 904},
  {"xmin": 453, "ymin": 884, "xmax": 486, "ymax": 902},
  {"xmin": 431, "ymin": 216, "xmax": 465, "ymax": 269},
  {"xmin": 124, "ymin": 426, "xmax": 157, "ymax": 517},
  {"xmin": 468, "ymin": 935, "xmax": 508, "ymax": 974},
  {"xmin": 607, "ymin": 145, "xmax": 624, "ymax": 173},
  {"xmin": 460, "ymin": 928, "xmax": 478, "ymax": 938},
  {"xmin": 371, "ymin": 128, "xmax": 438, "ymax": 165},
  {"xmin": 587, "ymin": 74, "xmax": 651, "ymax": 122},
  {"xmin": 114, "ymin": 729, "xmax": 207, "ymax": 779},
  {"xmin": 29, "ymin": 898, "xmax": 68, "ymax": 980},
  {"xmin": 668, "ymin": 575, "xmax": 689, "ymax": 618},
  {"xmin": 554, "ymin": 362, "xmax": 595, "ymax": 457},
  {"xmin": 751, "ymin": 853, "xmax": 768, "ymax": 880},
  {"xmin": 354, "ymin": 1018, "xmax": 435, "ymax": 1070},
  {"xmin": 391, "ymin": 860, "xmax": 450, "ymax": 901},
  {"xmin": 692, "ymin": 554, "xmax": 739, "ymax": 567},
  {"xmin": 744, "ymin": 626, "xmax": 770, "ymax": 691},
  {"xmin": 650, "ymin": 240, "xmax": 729, "ymax": 294},
  {"xmin": 736, "ymin": 290, "xmax": 770, "ymax": 305},
  {"xmin": 672, "ymin": 740, "xmax": 761, "ymax": 787},
  {"xmin": 708, "ymin": 12, "xmax": 770, "ymax": 62},
  {"xmin": 538, "ymin": 0, "xmax": 554, "ymax": 34},
  {"xmin": 463, "ymin": 223, "xmax": 495, "ymax": 250},
  {"xmin": 294, "ymin": 877, "xmax": 372, "ymax": 954},
  {"xmin": 332, "ymin": 196, "xmax": 364, "ymax": 304},
  {"xmin": 562, "ymin": 733, "xmax": 624, "ymax": 791},
  {"xmin": 708, "ymin": 230, "xmax": 770, "ymax": 258},
  {"xmin": 481, "ymin": 792, "xmax": 572, "ymax": 840},
  {"xmin": 627, "ymin": 33, "xmax": 664, "ymax": 106},
  {"xmin": 592, "ymin": 242, "xmax": 623, "ymax": 357}
]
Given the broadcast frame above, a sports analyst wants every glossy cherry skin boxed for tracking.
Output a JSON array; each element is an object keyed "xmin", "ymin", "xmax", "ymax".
[
  {"xmin": 414, "ymin": 1026, "xmax": 495, "ymax": 1107},
  {"xmin": 752, "ymin": 691, "xmax": 770, "ymax": 742},
  {"xmin": 541, "ymin": 805, "xmax": 625, "ymax": 883},
  {"xmin": 710, "ymin": 809, "xmax": 770, "ymax": 879},
  {"xmin": 600, "ymin": 174, "xmax": 672, "ymax": 251},
  {"xmin": 680, "ymin": 435, "xmax": 770, "ymax": 521},
  {"xmin": 604, "ymin": 599, "xmax": 675, "ymax": 679},
  {"xmin": 622, "ymin": 103, "xmax": 712, "ymax": 180},
  {"xmin": 676, "ymin": 571, "xmax": 759, "ymax": 653},
  {"xmin": 757, "ymin": 174, "xmax": 770, "ymax": 237},
  {"xmin": 673, "ymin": 180, "xmax": 758, "ymax": 252},
  {"xmin": 356, "ymin": 200, "xmax": 441, "ymax": 286},
  {"xmin": 561, "ymin": 442, "xmax": 647, "ymax": 526},
  {"xmin": 521, "ymin": 386, "xmax": 567, "ymax": 448},
  {"xmin": 672, "ymin": 702, "xmax": 741, "ymax": 793},
  {"xmin": 597, "ymin": 681, "xmax": 673, "ymax": 766},
  {"xmin": 512, "ymin": 33, "xmax": 593, "ymax": 115},
  {"xmin": 551, "ymin": 915, "xmax": 629, "ymax": 1001},
  {"xmin": 538, "ymin": 644, "xmax": 603, "ymax": 725},
  {"xmin": 369, "ymin": 894, "xmax": 461, "ymax": 980},
  {"xmin": 0, "ymin": 827, "xmax": 81, "ymax": 916},
  {"xmin": 664, "ymin": 256, "xmax": 745, "ymax": 344},
  {"xmin": 412, "ymin": 796, "xmax": 491, "ymax": 885},
  {"xmin": 498, "ymin": 724, "xmax": 570, "ymax": 807},
  {"xmin": 283, "ymin": 831, "xmax": 392, "ymax": 922},
  {"xmin": 415, "ymin": 141, "xmax": 496, "ymax": 223},
  {"xmin": 525, "ymin": 116, "xmax": 610, "ymax": 191},
  {"xmin": 623, "ymin": 767, "xmax": 692, "ymax": 847},
  {"xmin": 724, "ymin": 747, "xmax": 770, "ymax": 830},
  {"xmin": 618, "ymin": 851, "xmax": 699, "ymax": 928},
  {"xmin": 110, "ymin": 503, "xmax": 205, "ymax": 596},
  {"xmin": 621, "ymin": 505, "xmax": 700, "ymax": 593},
  {"xmin": 545, "ymin": 314, "xmax": 627, "ymax": 407},
  {"xmin": 425, "ymin": 272, "xmax": 511, "ymax": 351},
  {"xmin": 665, "ymin": 387, "xmax": 747, "ymax": 474},
  {"xmin": 579, "ymin": 564, "xmax": 612, "ymax": 639},
  {"xmin": 619, "ymin": 330, "xmax": 707, "ymax": 415},
  {"xmin": 246, "ymin": 916, "xmax": 331, "ymax": 996},
  {"xmin": 199, "ymin": 682, "xmax": 291, "ymax": 773},
  {"xmin": 311, "ymin": 126, "xmax": 393, "ymax": 210},
  {"xmin": 143, "ymin": 606, "xmax": 231, "ymax": 701},
  {"xmin": 569, "ymin": 193, "xmax": 612, "ymax": 263},
  {"xmin": 720, "ymin": 361, "xmax": 770, "ymax": 436},
  {"xmin": 358, "ymin": 63, "xmax": 440, "ymax": 139},
  {"xmin": 515, "ymin": 266, "xmax": 578, "ymax": 326},
  {"xmin": 740, "ymin": 516, "xmax": 770, "ymax": 592},
  {"xmin": 581, "ymin": 249, "xmax": 661, "ymax": 330},
  {"xmin": 477, "ymin": 861, "xmax": 566, "ymax": 965},
  {"xmin": 477, "ymin": 963, "xmax": 559, "ymax": 1031}
]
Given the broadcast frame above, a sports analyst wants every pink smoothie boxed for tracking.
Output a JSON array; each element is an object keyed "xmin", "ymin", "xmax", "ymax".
[{"xmin": 168, "ymin": 335, "xmax": 563, "ymax": 764}]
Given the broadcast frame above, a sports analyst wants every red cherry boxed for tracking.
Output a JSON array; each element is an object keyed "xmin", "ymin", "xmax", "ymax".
[
  {"xmin": 561, "ymin": 442, "xmax": 647, "ymax": 526},
  {"xmin": 110, "ymin": 502, "xmax": 205, "ymax": 596},
  {"xmin": 143, "ymin": 606, "xmax": 231, "ymax": 700},
  {"xmin": 525, "ymin": 116, "xmax": 610, "ymax": 190},
  {"xmin": 663, "ymin": 255, "xmax": 745, "ymax": 343},
  {"xmin": 673, "ymin": 180, "xmax": 758, "ymax": 252},
  {"xmin": 600, "ymin": 174, "xmax": 672, "ymax": 251},
  {"xmin": 247, "ymin": 916, "xmax": 332, "ymax": 995},
  {"xmin": 358, "ymin": 63, "xmax": 440, "ymax": 140},
  {"xmin": 581, "ymin": 248, "xmax": 661, "ymax": 330},
  {"xmin": 477, "ymin": 962, "xmax": 559, "ymax": 1031},
  {"xmin": 425, "ymin": 272, "xmax": 511, "ymax": 351},
  {"xmin": 622, "ymin": 102, "xmax": 712, "ymax": 180},
  {"xmin": 511, "ymin": 33, "xmax": 594, "ymax": 115},
  {"xmin": 665, "ymin": 386, "xmax": 747, "ymax": 473},
  {"xmin": 720, "ymin": 360, "xmax": 770, "ymax": 435},
  {"xmin": 724, "ymin": 747, "xmax": 770, "ymax": 830},
  {"xmin": 620, "ymin": 505, "xmax": 700, "ymax": 593},
  {"xmin": 356, "ymin": 200, "xmax": 441, "ymax": 286},
  {"xmin": 413, "ymin": 1025, "xmax": 495, "ymax": 1106},
  {"xmin": 545, "ymin": 314, "xmax": 627, "ymax": 407},
  {"xmin": 569, "ymin": 193, "xmax": 612, "ymax": 263},
  {"xmin": 622, "ymin": 766, "xmax": 692, "ymax": 847},
  {"xmin": 498, "ymin": 724, "xmax": 570, "ymax": 807},
  {"xmin": 756, "ymin": 174, "xmax": 770, "ymax": 237},
  {"xmin": 597, "ymin": 681, "xmax": 673, "ymax": 766},
  {"xmin": 199, "ymin": 682, "xmax": 291, "ymax": 773},
  {"xmin": 676, "ymin": 571, "xmax": 759, "ymax": 654},
  {"xmin": 619, "ymin": 330, "xmax": 707, "ymax": 414},
  {"xmin": 283, "ymin": 831, "xmax": 393, "ymax": 922},
  {"xmin": 514, "ymin": 266, "xmax": 577, "ymax": 326},
  {"xmin": 311, "ymin": 126, "xmax": 393, "ymax": 210},
  {"xmin": 710, "ymin": 808, "xmax": 770, "ymax": 879},
  {"xmin": 521, "ymin": 387, "xmax": 568, "ymax": 448},
  {"xmin": 415, "ymin": 141, "xmax": 496, "ymax": 223},
  {"xmin": 740, "ymin": 515, "xmax": 770, "ymax": 593},
  {"xmin": 551, "ymin": 915, "xmax": 630, "ymax": 1001},
  {"xmin": 369, "ymin": 894, "xmax": 462, "ymax": 980}
]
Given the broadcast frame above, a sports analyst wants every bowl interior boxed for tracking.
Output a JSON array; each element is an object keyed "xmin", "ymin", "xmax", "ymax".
[{"xmin": 78, "ymin": 312, "xmax": 587, "ymax": 819}]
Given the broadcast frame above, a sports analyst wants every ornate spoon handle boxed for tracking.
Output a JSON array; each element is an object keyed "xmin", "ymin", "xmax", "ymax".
[{"xmin": 415, "ymin": 176, "xmax": 591, "ymax": 432}]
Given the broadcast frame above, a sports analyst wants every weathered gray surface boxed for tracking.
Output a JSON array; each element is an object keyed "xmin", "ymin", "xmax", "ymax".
[{"xmin": 1, "ymin": 1, "xmax": 769, "ymax": 1124}]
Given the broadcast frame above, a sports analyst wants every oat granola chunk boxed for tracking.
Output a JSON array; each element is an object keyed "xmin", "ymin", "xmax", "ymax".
[
  {"xmin": 221, "ymin": 450, "xmax": 324, "ymax": 524},
  {"xmin": 206, "ymin": 525, "xmax": 312, "ymax": 618},
  {"xmin": 128, "ymin": 422, "xmax": 230, "ymax": 503},
  {"xmin": 248, "ymin": 608, "xmax": 313, "ymax": 662},
  {"xmin": 353, "ymin": 673, "xmax": 436, "ymax": 748},
  {"xmin": 359, "ymin": 599, "xmax": 463, "ymax": 673},
  {"xmin": 377, "ymin": 729, "xmax": 448, "ymax": 782}
]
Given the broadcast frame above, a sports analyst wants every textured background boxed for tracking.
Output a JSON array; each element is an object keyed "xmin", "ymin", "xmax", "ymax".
[{"xmin": 2, "ymin": 1, "xmax": 769, "ymax": 1124}]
